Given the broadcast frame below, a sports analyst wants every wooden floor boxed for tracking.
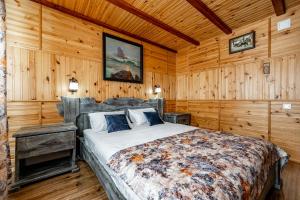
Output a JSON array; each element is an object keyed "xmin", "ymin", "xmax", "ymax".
[
  {"xmin": 8, "ymin": 161, "xmax": 300, "ymax": 200},
  {"xmin": 8, "ymin": 162, "xmax": 109, "ymax": 200}
]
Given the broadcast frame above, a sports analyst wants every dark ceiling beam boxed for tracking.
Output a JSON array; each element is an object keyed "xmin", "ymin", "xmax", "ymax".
[
  {"xmin": 105, "ymin": 0, "xmax": 200, "ymax": 46},
  {"xmin": 186, "ymin": 0, "xmax": 232, "ymax": 34},
  {"xmin": 30, "ymin": 0, "xmax": 177, "ymax": 53},
  {"xmin": 271, "ymin": 0, "xmax": 286, "ymax": 16}
]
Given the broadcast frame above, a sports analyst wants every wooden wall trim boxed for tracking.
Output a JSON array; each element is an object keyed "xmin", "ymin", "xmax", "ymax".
[
  {"xmin": 39, "ymin": 3, "xmax": 42, "ymax": 50},
  {"xmin": 30, "ymin": 0, "xmax": 177, "ymax": 53},
  {"xmin": 106, "ymin": 0, "xmax": 200, "ymax": 46},
  {"xmin": 268, "ymin": 17, "xmax": 272, "ymax": 58},
  {"xmin": 186, "ymin": 0, "xmax": 232, "ymax": 34}
]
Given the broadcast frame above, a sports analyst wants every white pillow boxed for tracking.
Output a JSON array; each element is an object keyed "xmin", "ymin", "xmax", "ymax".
[
  {"xmin": 89, "ymin": 111, "xmax": 124, "ymax": 132},
  {"xmin": 128, "ymin": 108, "xmax": 156, "ymax": 126}
]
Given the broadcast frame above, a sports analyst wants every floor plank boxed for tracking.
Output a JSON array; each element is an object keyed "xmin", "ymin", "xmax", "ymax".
[
  {"xmin": 8, "ymin": 161, "xmax": 300, "ymax": 200},
  {"xmin": 8, "ymin": 162, "xmax": 108, "ymax": 200}
]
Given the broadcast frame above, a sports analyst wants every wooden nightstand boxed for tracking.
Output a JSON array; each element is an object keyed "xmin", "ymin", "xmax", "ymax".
[
  {"xmin": 163, "ymin": 112, "xmax": 191, "ymax": 125},
  {"xmin": 12, "ymin": 123, "xmax": 79, "ymax": 189}
]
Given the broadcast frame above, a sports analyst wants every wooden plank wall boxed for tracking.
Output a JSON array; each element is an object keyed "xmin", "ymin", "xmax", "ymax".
[
  {"xmin": 188, "ymin": 101, "xmax": 219, "ymax": 130},
  {"xmin": 220, "ymin": 101, "xmax": 269, "ymax": 139},
  {"xmin": 6, "ymin": 0, "xmax": 176, "ymax": 173},
  {"xmin": 176, "ymin": 5, "xmax": 300, "ymax": 163},
  {"xmin": 6, "ymin": 0, "xmax": 177, "ymax": 102},
  {"xmin": 271, "ymin": 102, "xmax": 300, "ymax": 162}
]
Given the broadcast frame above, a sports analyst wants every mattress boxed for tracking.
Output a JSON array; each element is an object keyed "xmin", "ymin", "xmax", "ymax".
[{"xmin": 83, "ymin": 122, "xmax": 197, "ymax": 200}]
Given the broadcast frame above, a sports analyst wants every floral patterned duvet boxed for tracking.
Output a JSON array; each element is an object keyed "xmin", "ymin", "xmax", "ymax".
[{"xmin": 107, "ymin": 128, "xmax": 287, "ymax": 200}]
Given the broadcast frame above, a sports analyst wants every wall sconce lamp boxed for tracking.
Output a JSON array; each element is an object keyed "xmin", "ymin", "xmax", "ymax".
[
  {"xmin": 263, "ymin": 62, "xmax": 270, "ymax": 75},
  {"xmin": 153, "ymin": 85, "xmax": 161, "ymax": 95},
  {"xmin": 69, "ymin": 77, "xmax": 79, "ymax": 93}
]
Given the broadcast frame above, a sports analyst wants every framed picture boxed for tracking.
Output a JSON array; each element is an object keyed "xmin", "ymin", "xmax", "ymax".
[
  {"xmin": 103, "ymin": 33, "xmax": 143, "ymax": 83},
  {"xmin": 229, "ymin": 31, "xmax": 255, "ymax": 54}
]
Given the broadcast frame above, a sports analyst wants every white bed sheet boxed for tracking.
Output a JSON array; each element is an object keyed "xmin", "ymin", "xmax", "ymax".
[{"xmin": 83, "ymin": 122, "xmax": 197, "ymax": 200}]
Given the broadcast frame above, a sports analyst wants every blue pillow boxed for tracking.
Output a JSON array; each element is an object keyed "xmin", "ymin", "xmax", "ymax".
[
  {"xmin": 144, "ymin": 112, "xmax": 164, "ymax": 126},
  {"xmin": 105, "ymin": 114, "xmax": 131, "ymax": 133}
]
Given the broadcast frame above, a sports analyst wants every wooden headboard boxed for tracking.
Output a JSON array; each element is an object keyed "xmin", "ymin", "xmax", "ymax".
[{"xmin": 58, "ymin": 97, "xmax": 164, "ymax": 136}]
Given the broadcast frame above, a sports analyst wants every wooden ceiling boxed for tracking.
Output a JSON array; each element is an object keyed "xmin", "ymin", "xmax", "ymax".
[{"xmin": 41, "ymin": 0, "xmax": 300, "ymax": 51}]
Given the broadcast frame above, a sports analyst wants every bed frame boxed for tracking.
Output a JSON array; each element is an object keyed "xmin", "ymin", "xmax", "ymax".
[
  {"xmin": 61, "ymin": 97, "xmax": 281, "ymax": 200},
  {"xmin": 74, "ymin": 97, "xmax": 164, "ymax": 200}
]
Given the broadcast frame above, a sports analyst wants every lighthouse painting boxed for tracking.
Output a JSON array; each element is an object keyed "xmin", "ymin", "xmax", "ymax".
[{"xmin": 103, "ymin": 33, "xmax": 143, "ymax": 83}]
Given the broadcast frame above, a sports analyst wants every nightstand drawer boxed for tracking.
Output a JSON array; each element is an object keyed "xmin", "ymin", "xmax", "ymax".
[
  {"xmin": 177, "ymin": 116, "xmax": 190, "ymax": 125},
  {"xmin": 17, "ymin": 131, "xmax": 75, "ymax": 159},
  {"xmin": 164, "ymin": 112, "xmax": 191, "ymax": 125},
  {"xmin": 163, "ymin": 115, "xmax": 177, "ymax": 123}
]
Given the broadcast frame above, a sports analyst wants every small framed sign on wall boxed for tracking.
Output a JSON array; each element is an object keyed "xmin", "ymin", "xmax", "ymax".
[
  {"xmin": 103, "ymin": 33, "xmax": 143, "ymax": 84},
  {"xmin": 229, "ymin": 31, "xmax": 255, "ymax": 54}
]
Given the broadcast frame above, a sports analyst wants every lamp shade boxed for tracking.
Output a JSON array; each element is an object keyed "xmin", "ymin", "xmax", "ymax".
[
  {"xmin": 154, "ymin": 87, "xmax": 161, "ymax": 93},
  {"xmin": 154, "ymin": 85, "xmax": 161, "ymax": 94},
  {"xmin": 69, "ymin": 77, "xmax": 79, "ymax": 92}
]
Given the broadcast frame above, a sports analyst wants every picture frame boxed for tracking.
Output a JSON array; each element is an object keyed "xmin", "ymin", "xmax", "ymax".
[
  {"xmin": 103, "ymin": 33, "xmax": 143, "ymax": 83},
  {"xmin": 229, "ymin": 31, "xmax": 255, "ymax": 54}
]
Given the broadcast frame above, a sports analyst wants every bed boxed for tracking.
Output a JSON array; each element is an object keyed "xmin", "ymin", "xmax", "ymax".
[{"xmin": 64, "ymin": 97, "xmax": 287, "ymax": 200}]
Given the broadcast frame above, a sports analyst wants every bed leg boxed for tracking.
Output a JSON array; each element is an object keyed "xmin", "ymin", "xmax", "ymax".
[
  {"xmin": 274, "ymin": 161, "xmax": 281, "ymax": 190},
  {"xmin": 72, "ymin": 167, "xmax": 80, "ymax": 173}
]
